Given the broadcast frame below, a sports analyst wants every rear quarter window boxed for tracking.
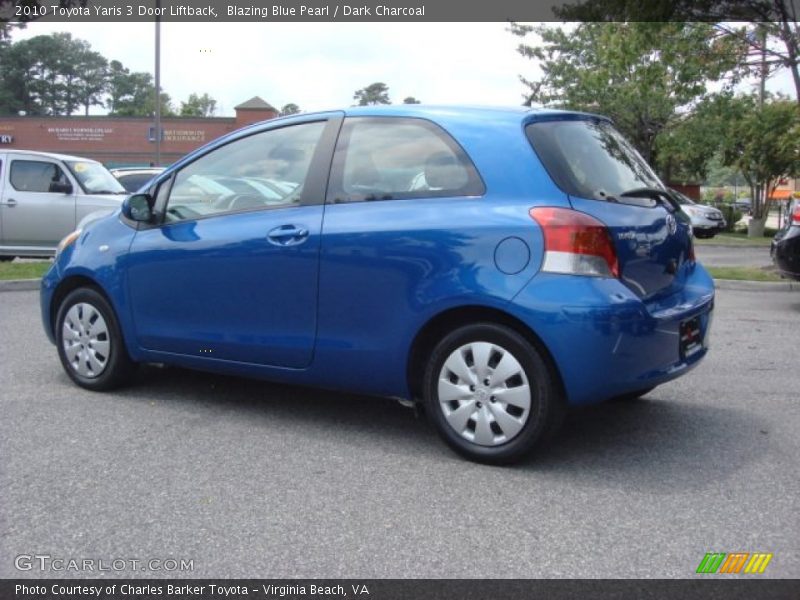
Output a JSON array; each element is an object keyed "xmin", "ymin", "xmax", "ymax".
[{"xmin": 327, "ymin": 117, "xmax": 484, "ymax": 203}]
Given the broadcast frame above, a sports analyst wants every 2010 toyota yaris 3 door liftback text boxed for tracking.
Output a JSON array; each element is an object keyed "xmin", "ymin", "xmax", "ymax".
[{"xmin": 40, "ymin": 106, "xmax": 714, "ymax": 464}]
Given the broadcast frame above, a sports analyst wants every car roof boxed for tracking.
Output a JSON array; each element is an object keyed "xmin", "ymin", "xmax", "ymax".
[
  {"xmin": 110, "ymin": 167, "xmax": 165, "ymax": 174},
  {"xmin": 3, "ymin": 149, "xmax": 102, "ymax": 163},
  {"xmin": 322, "ymin": 104, "xmax": 608, "ymax": 122},
  {"xmin": 340, "ymin": 104, "xmax": 604, "ymax": 121}
]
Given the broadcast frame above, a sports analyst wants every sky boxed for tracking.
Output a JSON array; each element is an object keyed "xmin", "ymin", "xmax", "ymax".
[
  {"xmin": 11, "ymin": 22, "xmax": 796, "ymax": 116},
  {"xmin": 12, "ymin": 22, "xmax": 539, "ymax": 114}
]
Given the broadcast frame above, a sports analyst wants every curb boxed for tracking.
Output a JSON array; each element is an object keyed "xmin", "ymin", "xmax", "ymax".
[
  {"xmin": 1, "ymin": 277, "xmax": 797, "ymax": 293},
  {"xmin": 0, "ymin": 279, "xmax": 41, "ymax": 292},
  {"xmin": 714, "ymin": 278, "xmax": 798, "ymax": 292}
]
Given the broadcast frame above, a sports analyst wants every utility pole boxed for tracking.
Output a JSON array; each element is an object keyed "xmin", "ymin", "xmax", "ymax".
[{"xmin": 154, "ymin": 0, "xmax": 161, "ymax": 166}]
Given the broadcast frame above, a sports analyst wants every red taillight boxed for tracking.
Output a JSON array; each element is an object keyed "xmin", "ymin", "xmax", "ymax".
[
  {"xmin": 793, "ymin": 206, "xmax": 800, "ymax": 224},
  {"xmin": 529, "ymin": 207, "xmax": 620, "ymax": 278}
]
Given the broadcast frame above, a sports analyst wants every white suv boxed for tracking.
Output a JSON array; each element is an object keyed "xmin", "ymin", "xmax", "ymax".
[{"xmin": 0, "ymin": 150, "xmax": 128, "ymax": 260}]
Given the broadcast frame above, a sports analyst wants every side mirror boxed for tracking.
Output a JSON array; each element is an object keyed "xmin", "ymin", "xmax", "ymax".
[
  {"xmin": 122, "ymin": 193, "xmax": 154, "ymax": 223},
  {"xmin": 49, "ymin": 181, "xmax": 73, "ymax": 194}
]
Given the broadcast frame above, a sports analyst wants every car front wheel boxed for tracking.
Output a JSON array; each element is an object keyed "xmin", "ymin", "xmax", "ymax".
[
  {"xmin": 55, "ymin": 287, "xmax": 136, "ymax": 390},
  {"xmin": 424, "ymin": 323, "xmax": 564, "ymax": 465}
]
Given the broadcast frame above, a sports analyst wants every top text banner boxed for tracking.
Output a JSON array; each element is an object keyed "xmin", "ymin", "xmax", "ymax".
[{"xmin": 2, "ymin": 0, "xmax": 797, "ymax": 23}]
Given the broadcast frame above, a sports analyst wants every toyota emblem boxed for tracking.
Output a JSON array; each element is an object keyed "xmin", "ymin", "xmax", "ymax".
[{"xmin": 666, "ymin": 214, "xmax": 677, "ymax": 235}]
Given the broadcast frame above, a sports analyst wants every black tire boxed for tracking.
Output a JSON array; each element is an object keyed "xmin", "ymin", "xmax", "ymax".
[
  {"xmin": 55, "ymin": 287, "xmax": 137, "ymax": 391},
  {"xmin": 0, "ymin": 256, "xmax": 14, "ymax": 262},
  {"xmin": 611, "ymin": 386, "xmax": 656, "ymax": 402},
  {"xmin": 423, "ymin": 323, "xmax": 564, "ymax": 465}
]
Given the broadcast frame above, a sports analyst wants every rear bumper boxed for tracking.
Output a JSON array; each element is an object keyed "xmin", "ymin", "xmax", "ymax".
[
  {"xmin": 510, "ymin": 263, "xmax": 714, "ymax": 406},
  {"xmin": 692, "ymin": 216, "xmax": 725, "ymax": 233}
]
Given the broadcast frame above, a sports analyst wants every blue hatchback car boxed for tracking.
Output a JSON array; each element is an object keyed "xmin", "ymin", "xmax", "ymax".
[{"xmin": 41, "ymin": 106, "xmax": 714, "ymax": 464}]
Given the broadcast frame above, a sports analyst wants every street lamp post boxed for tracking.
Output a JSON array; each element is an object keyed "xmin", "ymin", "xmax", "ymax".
[{"xmin": 154, "ymin": 0, "xmax": 161, "ymax": 166}]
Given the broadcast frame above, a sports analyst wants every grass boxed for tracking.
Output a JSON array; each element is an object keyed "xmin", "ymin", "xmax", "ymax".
[
  {"xmin": 694, "ymin": 232, "xmax": 774, "ymax": 247},
  {"xmin": 0, "ymin": 261, "xmax": 51, "ymax": 281},
  {"xmin": 707, "ymin": 266, "xmax": 783, "ymax": 282}
]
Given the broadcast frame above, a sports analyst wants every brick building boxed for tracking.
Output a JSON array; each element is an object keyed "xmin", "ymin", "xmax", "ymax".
[{"xmin": 0, "ymin": 97, "xmax": 278, "ymax": 168}]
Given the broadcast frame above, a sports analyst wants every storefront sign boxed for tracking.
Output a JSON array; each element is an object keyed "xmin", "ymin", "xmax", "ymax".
[{"xmin": 47, "ymin": 127, "xmax": 113, "ymax": 141}]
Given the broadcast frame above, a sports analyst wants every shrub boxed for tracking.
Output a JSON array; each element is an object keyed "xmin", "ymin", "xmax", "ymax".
[{"xmin": 718, "ymin": 205, "xmax": 743, "ymax": 231}]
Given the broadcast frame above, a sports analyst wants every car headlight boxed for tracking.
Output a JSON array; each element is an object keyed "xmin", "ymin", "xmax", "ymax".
[
  {"xmin": 56, "ymin": 229, "xmax": 82, "ymax": 257},
  {"xmin": 682, "ymin": 206, "xmax": 699, "ymax": 217}
]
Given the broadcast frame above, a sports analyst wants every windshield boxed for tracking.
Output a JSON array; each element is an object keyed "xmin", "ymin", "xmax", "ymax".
[
  {"xmin": 526, "ymin": 119, "xmax": 663, "ymax": 202},
  {"xmin": 66, "ymin": 160, "xmax": 126, "ymax": 194}
]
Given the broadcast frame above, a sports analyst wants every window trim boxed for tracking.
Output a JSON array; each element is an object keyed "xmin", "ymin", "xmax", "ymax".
[{"xmin": 325, "ymin": 116, "xmax": 486, "ymax": 205}]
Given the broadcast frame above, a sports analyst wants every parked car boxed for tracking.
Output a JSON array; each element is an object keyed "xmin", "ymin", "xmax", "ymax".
[
  {"xmin": 771, "ymin": 197, "xmax": 800, "ymax": 280},
  {"xmin": 733, "ymin": 197, "xmax": 752, "ymax": 215},
  {"xmin": 0, "ymin": 150, "xmax": 127, "ymax": 260},
  {"xmin": 110, "ymin": 167, "xmax": 166, "ymax": 193},
  {"xmin": 669, "ymin": 189, "xmax": 726, "ymax": 238},
  {"xmin": 40, "ymin": 106, "xmax": 714, "ymax": 464}
]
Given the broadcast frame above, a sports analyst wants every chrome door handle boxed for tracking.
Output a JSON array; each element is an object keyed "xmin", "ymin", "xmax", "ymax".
[
  {"xmin": 2, "ymin": 198, "xmax": 16, "ymax": 207},
  {"xmin": 267, "ymin": 225, "xmax": 309, "ymax": 246}
]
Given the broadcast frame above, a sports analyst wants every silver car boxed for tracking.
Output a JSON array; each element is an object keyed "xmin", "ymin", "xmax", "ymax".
[
  {"xmin": 670, "ymin": 189, "xmax": 726, "ymax": 239},
  {"xmin": 110, "ymin": 166, "xmax": 166, "ymax": 193},
  {"xmin": 0, "ymin": 150, "xmax": 128, "ymax": 260}
]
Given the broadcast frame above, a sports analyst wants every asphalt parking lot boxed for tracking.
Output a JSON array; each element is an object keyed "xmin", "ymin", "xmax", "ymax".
[{"xmin": 1, "ymin": 286, "xmax": 798, "ymax": 579}]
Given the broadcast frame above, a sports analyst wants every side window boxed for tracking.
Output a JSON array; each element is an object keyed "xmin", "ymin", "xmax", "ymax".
[
  {"xmin": 10, "ymin": 160, "xmax": 69, "ymax": 193},
  {"xmin": 164, "ymin": 121, "xmax": 326, "ymax": 223},
  {"xmin": 328, "ymin": 117, "xmax": 484, "ymax": 203}
]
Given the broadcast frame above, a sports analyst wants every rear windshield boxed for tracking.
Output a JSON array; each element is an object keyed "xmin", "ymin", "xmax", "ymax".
[{"xmin": 526, "ymin": 119, "xmax": 663, "ymax": 202}]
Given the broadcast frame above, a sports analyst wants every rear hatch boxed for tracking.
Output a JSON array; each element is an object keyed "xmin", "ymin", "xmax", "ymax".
[{"xmin": 526, "ymin": 116, "xmax": 694, "ymax": 299}]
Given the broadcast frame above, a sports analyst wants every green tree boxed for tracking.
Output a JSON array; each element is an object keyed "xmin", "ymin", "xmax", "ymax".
[
  {"xmin": 552, "ymin": 0, "xmax": 800, "ymax": 104},
  {"xmin": 403, "ymin": 96, "xmax": 421, "ymax": 104},
  {"xmin": 510, "ymin": 22, "xmax": 742, "ymax": 172},
  {"xmin": 14, "ymin": 33, "xmax": 70, "ymax": 115},
  {"xmin": 107, "ymin": 62, "xmax": 174, "ymax": 117},
  {"xmin": 353, "ymin": 82, "xmax": 390, "ymax": 106},
  {"xmin": 0, "ymin": 35, "xmax": 32, "ymax": 114},
  {"xmin": 180, "ymin": 92, "xmax": 217, "ymax": 117},
  {"xmin": 279, "ymin": 103, "xmax": 300, "ymax": 116},
  {"xmin": 74, "ymin": 47, "xmax": 108, "ymax": 116},
  {"xmin": 654, "ymin": 94, "xmax": 736, "ymax": 184},
  {"xmin": 718, "ymin": 95, "xmax": 800, "ymax": 234},
  {"xmin": 0, "ymin": 31, "xmax": 107, "ymax": 116}
]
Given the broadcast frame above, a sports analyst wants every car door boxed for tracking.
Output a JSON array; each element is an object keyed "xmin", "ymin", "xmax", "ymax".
[
  {"xmin": 314, "ymin": 116, "xmax": 488, "ymax": 395},
  {"xmin": 126, "ymin": 115, "xmax": 341, "ymax": 368},
  {"xmin": 0, "ymin": 154, "xmax": 77, "ymax": 249}
]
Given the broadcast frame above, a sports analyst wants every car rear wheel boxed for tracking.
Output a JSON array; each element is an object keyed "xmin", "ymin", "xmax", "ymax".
[
  {"xmin": 55, "ymin": 287, "xmax": 136, "ymax": 390},
  {"xmin": 423, "ymin": 323, "xmax": 564, "ymax": 465}
]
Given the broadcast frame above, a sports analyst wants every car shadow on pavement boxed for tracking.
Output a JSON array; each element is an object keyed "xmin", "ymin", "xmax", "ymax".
[
  {"xmin": 116, "ymin": 365, "xmax": 442, "ymax": 453},
  {"xmin": 526, "ymin": 392, "xmax": 772, "ymax": 492},
  {"xmin": 110, "ymin": 367, "xmax": 770, "ymax": 488}
]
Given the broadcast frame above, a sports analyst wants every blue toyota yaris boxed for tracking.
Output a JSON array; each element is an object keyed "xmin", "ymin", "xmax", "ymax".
[{"xmin": 40, "ymin": 105, "xmax": 714, "ymax": 464}]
